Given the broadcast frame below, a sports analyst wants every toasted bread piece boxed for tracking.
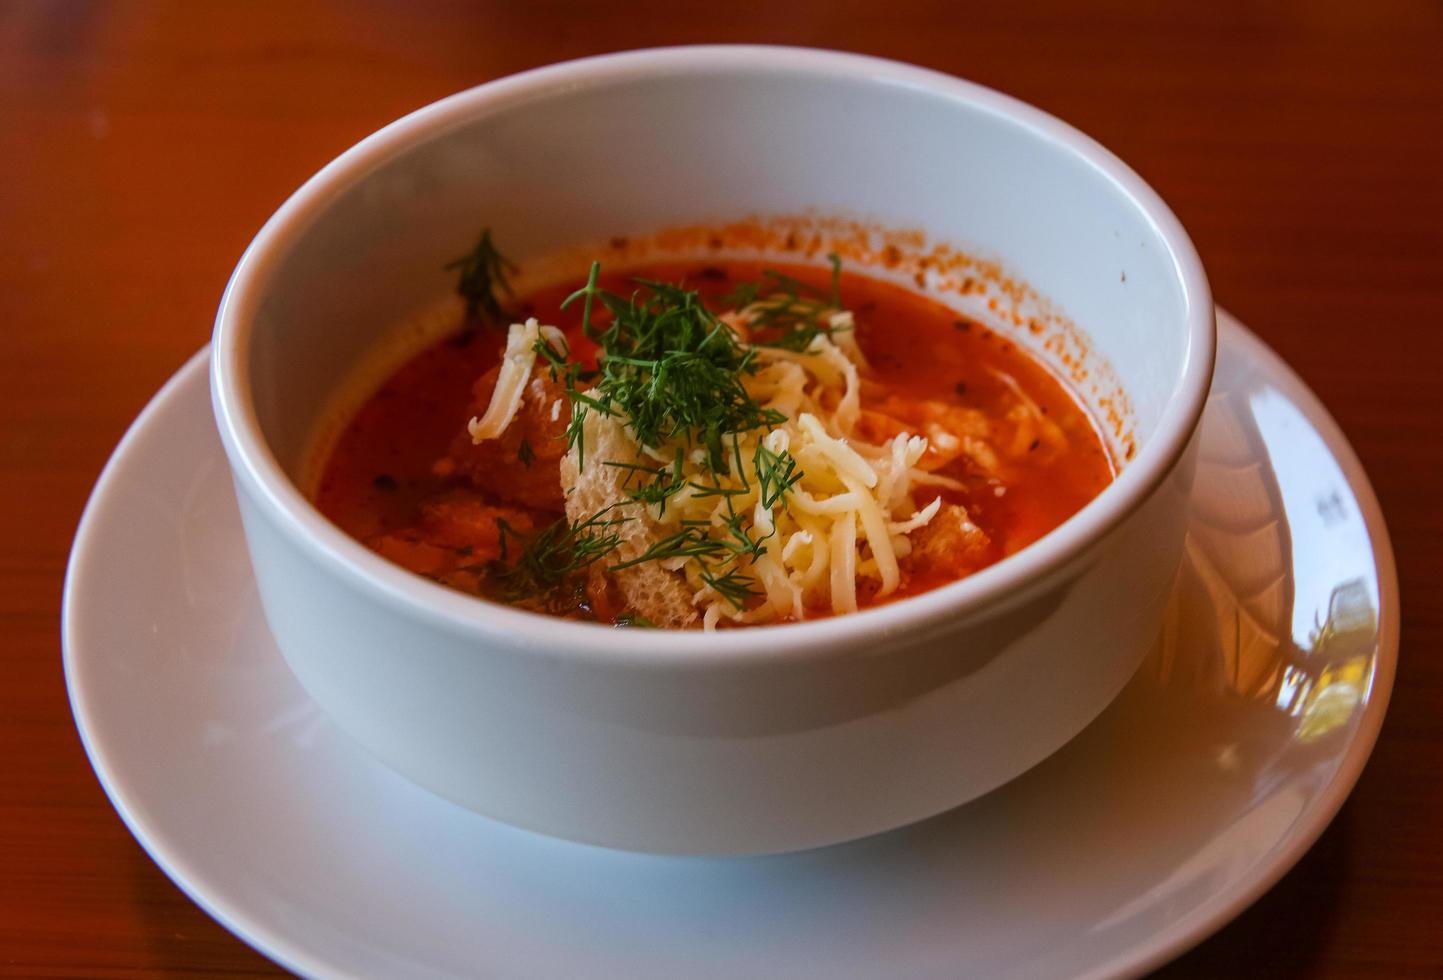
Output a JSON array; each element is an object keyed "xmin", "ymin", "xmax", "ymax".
[
  {"xmin": 909, "ymin": 502, "xmax": 995, "ymax": 577},
  {"xmin": 559, "ymin": 407, "xmax": 699, "ymax": 630}
]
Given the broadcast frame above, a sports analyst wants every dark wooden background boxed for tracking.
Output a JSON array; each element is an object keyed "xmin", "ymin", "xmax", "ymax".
[{"xmin": 3, "ymin": 2, "xmax": 1440, "ymax": 977}]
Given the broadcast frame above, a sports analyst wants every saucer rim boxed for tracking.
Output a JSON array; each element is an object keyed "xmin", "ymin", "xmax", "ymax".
[{"xmin": 61, "ymin": 309, "xmax": 1400, "ymax": 980}]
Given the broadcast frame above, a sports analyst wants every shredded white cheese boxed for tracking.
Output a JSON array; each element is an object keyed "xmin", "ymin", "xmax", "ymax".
[{"xmin": 468, "ymin": 318, "xmax": 546, "ymax": 442}]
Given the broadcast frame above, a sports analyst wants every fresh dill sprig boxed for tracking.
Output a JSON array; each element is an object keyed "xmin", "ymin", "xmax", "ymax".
[
  {"xmin": 749, "ymin": 298, "xmax": 837, "ymax": 352},
  {"xmin": 726, "ymin": 258, "xmax": 851, "ymax": 353},
  {"xmin": 487, "ymin": 509, "xmax": 628, "ymax": 602},
  {"xmin": 687, "ymin": 482, "xmax": 747, "ymax": 498},
  {"xmin": 605, "ymin": 448, "xmax": 687, "ymax": 516},
  {"xmin": 606, "ymin": 507, "xmax": 768, "ymax": 574},
  {"xmin": 610, "ymin": 525, "xmax": 726, "ymax": 570},
  {"xmin": 532, "ymin": 323, "xmax": 596, "ymax": 467},
  {"xmin": 754, "ymin": 443, "xmax": 802, "ymax": 509},
  {"xmin": 698, "ymin": 567, "xmax": 762, "ymax": 609},
  {"xmin": 715, "ymin": 510, "xmax": 771, "ymax": 562},
  {"xmin": 726, "ymin": 266, "xmax": 826, "ymax": 306},
  {"xmin": 446, "ymin": 228, "xmax": 518, "ymax": 323},
  {"xmin": 614, "ymin": 613, "xmax": 658, "ymax": 628}
]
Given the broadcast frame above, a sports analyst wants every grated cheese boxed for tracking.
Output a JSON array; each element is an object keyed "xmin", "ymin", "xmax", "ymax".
[{"xmin": 468, "ymin": 318, "xmax": 547, "ymax": 442}]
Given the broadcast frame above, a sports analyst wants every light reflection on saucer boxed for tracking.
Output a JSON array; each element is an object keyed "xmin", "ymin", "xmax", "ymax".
[{"xmin": 1153, "ymin": 336, "xmax": 1380, "ymax": 747}]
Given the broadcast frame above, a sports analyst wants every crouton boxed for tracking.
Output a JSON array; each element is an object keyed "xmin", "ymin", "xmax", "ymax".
[
  {"xmin": 908, "ymin": 502, "xmax": 995, "ymax": 577},
  {"xmin": 558, "ymin": 406, "xmax": 699, "ymax": 630}
]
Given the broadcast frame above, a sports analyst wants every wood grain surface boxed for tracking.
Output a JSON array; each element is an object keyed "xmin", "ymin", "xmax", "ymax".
[{"xmin": 3, "ymin": 2, "xmax": 1441, "ymax": 977}]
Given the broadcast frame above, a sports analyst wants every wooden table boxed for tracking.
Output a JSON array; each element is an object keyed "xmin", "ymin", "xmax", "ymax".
[{"xmin": 3, "ymin": 3, "xmax": 1440, "ymax": 976}]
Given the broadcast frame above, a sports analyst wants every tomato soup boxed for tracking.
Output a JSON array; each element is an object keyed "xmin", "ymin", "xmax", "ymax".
[{"xmin": 315, "ymin": 258, "xmax": 1113, "ymax": 628}]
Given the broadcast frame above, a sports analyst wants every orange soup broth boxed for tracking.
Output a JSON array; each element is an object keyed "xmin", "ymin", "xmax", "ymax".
[{"xmin": 316, "ymin": 260, "xmax": 1115, "ymax": 616}]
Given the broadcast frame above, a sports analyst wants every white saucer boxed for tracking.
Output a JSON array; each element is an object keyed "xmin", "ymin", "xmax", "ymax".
[{"xmin": 63, "ymin": 310, "xmax": 1398, "ymax": 980}]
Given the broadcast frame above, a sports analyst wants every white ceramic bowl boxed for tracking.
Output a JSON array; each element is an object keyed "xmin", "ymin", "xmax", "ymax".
[{"xmin": 211, "ymin": 46, "xmax": 1214, "ymax": 855}]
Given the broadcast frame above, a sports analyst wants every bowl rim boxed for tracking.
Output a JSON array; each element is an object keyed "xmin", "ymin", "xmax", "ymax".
[{"xmin": 211, "ymin": 44, "xmax": 1215, "ymax": 667}]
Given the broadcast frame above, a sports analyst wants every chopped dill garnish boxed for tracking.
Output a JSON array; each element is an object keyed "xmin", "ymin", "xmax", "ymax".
[
  {"xmin": 605, "ymin": 448, "xmax": 687, "ymax": 516},
  {"xmin": 716, "ymin": 510, "xmax": 771, "ymax": 562},
  {"xmin": 724, "ymin": 261, "xmax": 851, "ymax": 353},
  {"xmin": 607, "ymin": 506, "xmax": 769, "ymax": 577},
  {"xmin": 726, "ymin": 266, "xmax": 825, "ymax": 306},
  {"xmin": 446, "ymin": 228, "xmax": 518, "ymax": 323},
  {"xmin": 687, "ymin": 481, "xmax": 747, "ymax": 498},
  {"xmin": 517, "ymin": 438, "xmax": 535, "ymax": 468},
  {"xmin": 698, "ymin": 567, "xmax": 762, "ymax": 609},
  {"xmin": 610, "ymin": 525, "xmax": 726, "ymax": 570},
  {"xmin": 754, "ymin": 443, "xmax": 802, "ymax": 509},
  {"xmin": 614, "ymin": 613, "xmax": 658, "ymax": 628},
  {"xmin": 560, "ymin": 262, "xmax": 785, "ymax": 472},
  {"xmin": 486, "ymin": 510, "xmax": 627, "ymax": 602}
]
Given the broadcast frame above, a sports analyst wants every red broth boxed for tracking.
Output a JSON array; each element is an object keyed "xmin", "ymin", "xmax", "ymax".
[{"xmin": 315, "ymin": 261, "xmax": 1114, "ymax": 623}]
